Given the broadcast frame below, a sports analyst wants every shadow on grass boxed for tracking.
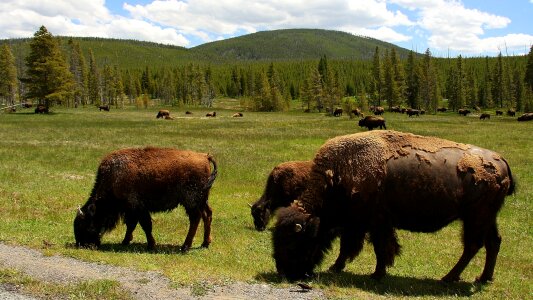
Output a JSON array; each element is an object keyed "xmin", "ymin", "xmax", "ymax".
[
  {"xmin": 65, "ymin": 242, "xmax": 209, "ymax": 255},
  {"xmin": 255, "ymin": 271, "xmax": 483, "ymax": 297}
]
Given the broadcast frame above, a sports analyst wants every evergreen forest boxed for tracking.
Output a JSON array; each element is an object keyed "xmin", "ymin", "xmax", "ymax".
[{"xmin": 1, "ymin": 26, "xmax": 533, "ymax": 114}]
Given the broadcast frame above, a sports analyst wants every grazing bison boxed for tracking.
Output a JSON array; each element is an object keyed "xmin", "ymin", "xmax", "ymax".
[
  {"xmin": 98, "ymin": 105, "xmax": 110, "ymax": 111},
  {"xmin": 406, "ymin": 108, "xmax": 420, "ymax": 117},
  {"xmin": 333, "ymin": 108, "xmax": 343, "ymax": 117},
  {"xmin": 507, "ymin": 109, "xmax": 516, "ymax": 117},
  {"xmin": 206, "ymin": 111, "xmax": 216, "ymax": 117},
  {"xmin": 185, "ymin": 111, "xmax": 193, "ymax": 115},
  {"xmin": 495, "ymin": 110, "xmax": 503, "ymax": 116},
  {"xmin": 458, "ymin": 109, "xmax": 471, "ymax": 116},
  {"xmin": 232, "ymin": 112, "xmax": 243, "ymax": 118},
  {"xmin": 350, "ymin": 108, "xmax": 362, "ymax": 118},
  {"xmin": 74, "ymin": 147, "xmax": 217, "ymax": 252},
  {"xmin": 156, "ymin": 110, "xmax": 170, "ymax": 119},
  {"xmin": 34, "ymin": 104, "xmax": 48, "ymax": 114},
  {"xmin": 373, "ymin": 106, "xmax": 384, "ymax": 115},
  {"xmin": 251, "ymin": 161, "xmax": 313, "ymax": 231},
  {"xmin": 480, "ymin": 113, "xmax": 491, "ymax": 120},
  {"xmin": 358, "ymin": 116, "xmax": 386, "ymax": 130},
  {"xmin": 272, "ymin": 130, "xmax": 514, "ymax": 283},
  {"xmin": 437, "ymin": 107, "xmax": 447, "ymax": 112},
  {"xmin": 517, "ymin": 112, "xmax": 533, "ymax": 121}
]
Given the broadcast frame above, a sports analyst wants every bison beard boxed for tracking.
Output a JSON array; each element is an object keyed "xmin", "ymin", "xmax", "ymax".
[
  {"xmin": 272, "ymin": 130, "xmax": 514, "ymax": 283},
  {"xmin": 74, "ymin": 147, "xmax": 217, "ymax": 252}
]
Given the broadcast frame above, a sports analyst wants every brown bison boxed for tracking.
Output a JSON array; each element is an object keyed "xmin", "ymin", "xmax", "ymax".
[
  {"xmin": 272, "ymin": 130, "xmax": 514, "ymax": 283},
  {"xmin": 99, "ymin": 105, "xmax": 110, "ymax": 111},
  {"xmin": 437, "ymin": 107, "xmax": 448, "ymax": 112},
  {"xmin": 350, "ymin": 108, "xmax": 362, "ymax": 118},
  {"xmin": 406, "ymin": 108, "xmax": 420, "ymax": 117},
  {"xmin": 206, "ymin": 111, "xmax": 216, "ymax": 117},
  {"xmin": 34, "ymin": 104, "xmax": 48, "ymax": 114},
  {"xmin": 373, "ymin": 106, "xmax": 384, "ymax": 115},
  {"xmin": 507, "ymin": 109, "xmax": 516, "ymax": 117},
  {"xmin": 232, "ymin": 112, "xmax": 243, "ymax": 118},
  {"xmin": 517, "ymin": 112, "xmax": 533, "ymax": 121},
  {"xmin": 251, "ymin": 161, "xmax": 313, "ymax": 231},
  {"xmin": 458, "ymin": 109, "xmax": 471, "ymax": 116},
  {"xmin": 495, "ymin": 110, "xmax": 503, "ymax": 116},
  {"xmin": 480, "ymin": 113, "xmax": 491, "ymax": 120},
  {"xmin": 333, "ymin": 108, "xmax": 343, "ymax": 117},
  {"xmin": 156, "ymin": 110, "xmax": 170, "ymax": 119},
  {"xmin": 358, "ymin": 116, "xmax": 386, "ymax": 130},
  {"xmin": 74, "ymin": 147, "xmax": 217, "ymax": 252}
]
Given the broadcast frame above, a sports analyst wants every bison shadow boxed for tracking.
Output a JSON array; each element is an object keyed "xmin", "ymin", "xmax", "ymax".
[
  {"xmin": 65, "ymin": 242, "xmax": 208, "ymax": 254},
  {"xmin": 255, "ymin": 271, "xmax": 480, "ymax": 297}
]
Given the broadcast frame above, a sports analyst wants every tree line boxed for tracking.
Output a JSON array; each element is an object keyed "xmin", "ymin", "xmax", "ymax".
[{"xmin": 1, "ymin": 26, "xmax": 532, "ymax": 113}]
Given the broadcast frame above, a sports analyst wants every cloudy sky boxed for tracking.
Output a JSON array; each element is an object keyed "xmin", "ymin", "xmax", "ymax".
[{"xmin": 0, "ymin": 0, "xmax": 531, "ymax": 57}]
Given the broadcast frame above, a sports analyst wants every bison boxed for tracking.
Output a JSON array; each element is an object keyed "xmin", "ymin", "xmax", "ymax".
[
  {"xmin": 437, "ymin": 107, "xmax": 448, "ymax": 112},
  {"xmin": 156, "ymin": 110, "xmax": 170, "ymax": 119},
  {"xmin": 495, "ymin": 110, "xmax": 503, "ymax": 116},
  {"xmin": 480, "ymin": 113, "xmax": 491, "ymax": 120},
  {"xmin": 74, "ymin": 147, "xmax": 217, "ymax": 252},
  {"xmin": 251, "ymin": 161, "xmax": 313, "ymax": 231},
  {"xmin": 458, "ymin": 109, "xmax": 471, "ymax": 116},
  {"xmin": 358, "ymin": 116, "xmax": 386, "ymax": 130},
  {"xmin": 206, "ymin": 111, "xmax": 216, "ymax": 117},
  {"xmin": 507, "ymin": 109, "xmax": 516, "ymax": 117},
  {"xmin": 517, "ymin": 112, "xmax": 533, "ymax": 121},
  {"xmin": 406, "ymin": 108, "xmax": 420, "ymax": 117},
  {"xmin": 99, "ymin": 105, "xmax": 110, "ymax": 111},
  {"xmin": 232, "ymin": 112, "xmax": 243, "ymax": 118},
  {"xmin": 272, "ymin": 130, "xmax": 514, "ymax": 283},
  {"xmin": 373, "ymin": 106, "xmax": 384, "ymax": 115},
  {"xmin": 34, "ymin": 104, "xmax": 48, "ymax": 114},
  {"xmin": 333, "ymin": 108, "xmax": 343, "ymax": 117}
]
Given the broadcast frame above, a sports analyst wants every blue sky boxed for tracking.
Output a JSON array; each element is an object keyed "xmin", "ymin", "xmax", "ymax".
[{"xmin": 1, "ymin": 0, "xmax": 531, "ymax": 57}]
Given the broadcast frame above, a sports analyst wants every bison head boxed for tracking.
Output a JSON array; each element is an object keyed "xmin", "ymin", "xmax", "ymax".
[
  {"xmin": 73, "ymin": 204, "xmax": 101, "ymax": 248},
  {"xmin": 251, "ymin": 200, "xmax": 270, "ymax": 231},
  {"xmin": 272, "ymin": 206, "xmax": 322, "ymax": 281}
]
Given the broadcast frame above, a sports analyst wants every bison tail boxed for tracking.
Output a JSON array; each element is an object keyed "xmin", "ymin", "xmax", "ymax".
[
  {"xmin": 503, "ymin": 158, "xmax": 516, "ymax": 195},
  {"xmin": 205, "ymin": 154, "xmax": 218, "ymax": 190}
]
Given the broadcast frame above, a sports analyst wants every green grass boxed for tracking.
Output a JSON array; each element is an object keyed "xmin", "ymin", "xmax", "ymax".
[{"xmin": 0, "ymin": 102, "xmax": 531, "ymax": 299}]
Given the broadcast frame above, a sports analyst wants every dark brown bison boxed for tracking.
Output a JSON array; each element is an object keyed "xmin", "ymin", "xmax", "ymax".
[
  {"xmin": 206, "ymin": 111, "xmax": 216, "ymax": 117},
  {"xmin": 406, "ymin": 108, "xmax": 420, "ymax": 117},
  {"xmin": 156, "ymin": 110, "xmax": 170, "ymax": 119},
  {"xmin": 495, "ymin": 110, "xmax": 503, "ymax": 116},
  {"xmin": 251, "ymin": 161, "xmax": 312, "ymax": 231},
  {"xmin": 333, "ymin": 108, "xmax": 343, "ymax": 117},
  {"xmin": 185, "ymin": 111, "xmax": 193, "ymax": 115},
  {"xmin": 437, "ymin": 107, "xmax": 447, "ymax": 112},
  {"xmin": 98, "ymin": 105, "xmax": 110, "ymax": 111},
  {"xmin": 34, "ymin": 104, "xmax": 48, "ymax": 114},
  {"xmin": 232, "ymin": 112, "xmax": 243, "ymax": 117},
  {"xmin": 480, "ymin": 113, "xmax": 491, "ymax": 120},
  {"xmin": 507, "ymin": 109, "xmax": 516, "ymax": 117},
  {"xmin": 21, "ymin": 102, "xmax": 33, "ymax": 108},
  {"xmin": 517, "ymin": 112, "xmax": 533, "ymax": 121},
  {"xmin": 358, "ymin": 116, "xmax": 386, "ymax": 130},
  {"xmin": 272, "ymin": 130, "xmax": 514, "ymax": 283},
  {"xmin": 373, "ymin": 106, "xmax": 384, "ymax": 115},
  {"xmin": 74, "ymin": 147, "xmax": 217, "ymax": 252},
  {"xmin": 458, "ymin": 109, "xmax": 471, "ymax": 116},
  {"xmin": 350, "ymin": 108, "xmax": 362, "ymax": 118}
]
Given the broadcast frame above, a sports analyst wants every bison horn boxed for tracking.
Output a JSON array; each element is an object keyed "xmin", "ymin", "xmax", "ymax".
[
  {"xmin": 248, "ymin": 203, "xmax": 253, "ymax": 208},
  {"xmin": 294, "ymin": 223, "xmax": 303, "ymax": 233},
  {"xmin": 77, "ymin": 205, "xmax": 83, "ymax": 216}
]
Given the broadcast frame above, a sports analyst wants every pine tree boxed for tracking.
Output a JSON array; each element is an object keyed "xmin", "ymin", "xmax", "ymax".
[
  {"xmin": 478, "ymin": 57, "xmax": 493, "ymax": 108},
  {"xmin": 511, "ymin": 67, "xmax": 524, "ymax": 111},
  {"xmin": 525, "ymin": 45, "xmax": 533, "ymax": 92},
  {"xmin": 68, "ymin": 39, "xmax": 87, "ymax": 108},
  {"xmin": 22, "ymin": 26, "xmax": 75, "ymax": 108},
  {"xmin": 419, "ymin": 49, "xmax": 439, "ymax": 112},
  {"xmin": 87, "ymin": 49, "xmax": 101, "ymax": 106},
  {"xmin": 405, "ymin": 50, "xmax": 420, "ymax": 109},
  {"xmin": 492, "ymin": 52, "xmax": 507, "ymax": 108},
  {"xmin": 371, "ymin": 47, "xmax": 383, "ymax": 106},
  {"xmin": 0, "ymin": 44, "xmax": 18, "ymax": 107}
]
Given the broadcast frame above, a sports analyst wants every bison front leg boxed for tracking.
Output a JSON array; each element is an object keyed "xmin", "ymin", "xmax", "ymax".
[
  {"xmin": 122, "ymin": 212, "xmax": 138, "ymax": 246},
  {"xmin": 181, "ymin": 207, "xmax": 202, "ymax": 252},
  {"xmin": 138, "ymin": 210, "xmax": 156, "ymax": 250},
  {"xmin": 369, "ymin": 226, "xmax": 400, "ymax": 280},
  {"xmin": 329, "ymin": 229, "xmax": 365, "ymax": 273},
  {"xmin": 200, "ymin": 204, "xmax": 213, "ymax": 248}
]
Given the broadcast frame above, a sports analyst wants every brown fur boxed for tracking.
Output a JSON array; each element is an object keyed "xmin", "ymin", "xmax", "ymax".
[
  {"xmin": 273, "ymin": 130, "xmax": 514, "ymax": 282},
  {"xmin": 206, "ymin": 112, "xmax": 216, "ymax": 117},
  {"xmin": 156, "ymin": 110, "xmax": 170, "ymax": 119},
  {"xmin": 99, "ymin": 105, "xmax": 110, "ymax": 111},
  {"xmin": 480, "ymin": 113, "xmax": 490, "ymax": 120},
  {"xmin": 358, "ymin": 116, "xmax": 386, "ymax": 130},
  {"xmin": 251, "ymin": 161, "xmax": 312, "ymax": 231},
  {"xmin": 517, "ymin": 112, "xmax": 533, "ymax": 121},
  {"xmin": 74, "ymin": 147, "xmax": 217, "ymax": 252}
]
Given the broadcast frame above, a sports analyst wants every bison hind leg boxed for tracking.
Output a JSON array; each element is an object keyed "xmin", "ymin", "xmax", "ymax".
[
  {"xmin": 200, "ymin": 204, "xmax": 213, "ymax": 248},
  {"xmin": 370, "ymin": 226, "xmax": 401, "ymax": 280},
  {"xmin": 476, "ymin": 223, "xmax": 501, "ymax": 283},
  {"xmin": 137, "ymin": 210, "xmax": 156, "ymax": 250},
  {"xmin": 121, "ymin": 212, "xmax": 138, "ymax": 246}
]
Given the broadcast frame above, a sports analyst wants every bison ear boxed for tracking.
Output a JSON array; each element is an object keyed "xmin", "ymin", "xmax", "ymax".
[
  {"xmin": 294, "ymin": 223, "xmax": 303, "ymax": 233},
  {"xmin": 307, "ymin": 217, "xmax": 320, "ymax": 238}
]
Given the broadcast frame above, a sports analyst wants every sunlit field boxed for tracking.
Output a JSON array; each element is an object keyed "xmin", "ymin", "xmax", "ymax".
[{"xmin": 0, "ymin": 100, "xmax": 531, "ymax": 299}]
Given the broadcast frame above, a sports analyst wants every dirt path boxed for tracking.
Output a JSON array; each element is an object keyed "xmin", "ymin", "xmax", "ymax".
[{"xmin": 0, "ymin": 243, "xmax": 325, "ymax": 300}]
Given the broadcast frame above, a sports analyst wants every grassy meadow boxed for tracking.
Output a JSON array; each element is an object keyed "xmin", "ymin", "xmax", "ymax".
[{"xmin": 0, "ymin": 101, "xmax": 531, "ymax": 299}]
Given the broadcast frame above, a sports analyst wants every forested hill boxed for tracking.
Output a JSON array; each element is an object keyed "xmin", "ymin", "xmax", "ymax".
[
  {"xmin": 3, "ymin": 29, "xmax": 414, "ymax": 69},
  {"xmin": 191, "ymin": 29, "xmax": 412, "ymax": 61}
]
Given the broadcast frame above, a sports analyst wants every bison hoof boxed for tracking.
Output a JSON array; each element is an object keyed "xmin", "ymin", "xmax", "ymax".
[
  {"xmin": 201, "ymin": 242, "xmax": 210, "ymax": 248},
  {"xmin": 475, "ymin": 275, "xmax": 493, "ymax": 284},
  {"xmin": 441, "ymin": 274, "xmax": 461, "ymax": 282},
  {"xmin": 328, "ymin": 263, "xmax": 345, "ymax": 273},
  {"xmin": 370, "ymin": 271, "xmax": 386, "ymax": 281},
  {"xmin": 180, "ymin": 245, "xmax": 191, "ymax": 253}
]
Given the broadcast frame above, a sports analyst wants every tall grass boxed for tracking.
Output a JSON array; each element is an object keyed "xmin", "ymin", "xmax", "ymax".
[{"xmin": 0, "ymin": 104, "xmax": 531, "ymax": 299}]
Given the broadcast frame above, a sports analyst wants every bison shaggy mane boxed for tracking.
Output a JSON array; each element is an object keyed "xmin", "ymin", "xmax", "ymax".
[
  {"xmin": 272, "ymin": 130, "xmax": 514, "ymax": 283},
  {"xmin": 74, "ymin": 147, "xmax": 217, "ymax": 252}
]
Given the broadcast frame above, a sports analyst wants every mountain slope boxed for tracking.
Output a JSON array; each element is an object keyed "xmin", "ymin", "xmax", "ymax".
[{"xmin": 191, "ymin": 28, "xmax": 413, "ymax": 61}]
